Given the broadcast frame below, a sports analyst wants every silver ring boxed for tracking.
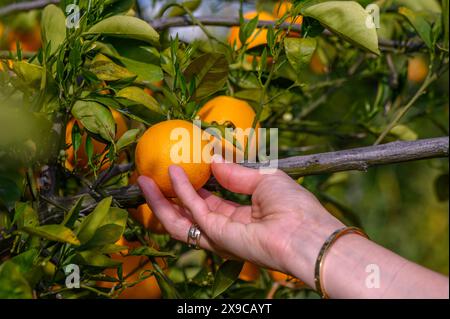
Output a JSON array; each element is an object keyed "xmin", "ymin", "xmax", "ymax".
[{"xmin": 187, "ymin": 224, "xmax": 201, "ymax": 250}]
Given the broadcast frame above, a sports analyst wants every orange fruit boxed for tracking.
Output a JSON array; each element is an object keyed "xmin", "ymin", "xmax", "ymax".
[
  {"xmin": 273, "ymin": 1, "xmax": 303, "ymax": 25},
  {"xmin": 97, "ymin": 237, "xmax": 161, "ymax": 299},
  {"xmin": 228, "ymin": 11, "xmax": 276, "ymax": 50},
  {"xmin": 65, "ymin": 109, "xmax": 128, "ymax": 170},
  {"xmin": 269, "ymin": 270, "xmax": 304, "ymax": 288},
  {"xmin": 197, "ymin": 96, "xmax": 260, "ymax": 160},
  {"xmin": 239, "ymin": 262, "xmax": 260, "ymax": 281},
  {"xmin": 8, "ymin": 26, "xmax": 41, "ymax": 52},
  {"xmin": 310, "ymin": 51, "xmax": 329, "ymax": 75},
  {"xmin": 144, "ymin": 80, "xmax": 164, "ymax": 96},
  {"xmin": 129, "ymin": 204, "xmax": 166, "ymax": 234},
  {"xmin": 135, "ymin": 120, "xmax": 211, "ymax": 198},
  {"xmin": 407, "ymin": 56, "xmax": 428, "ymax": 83}
]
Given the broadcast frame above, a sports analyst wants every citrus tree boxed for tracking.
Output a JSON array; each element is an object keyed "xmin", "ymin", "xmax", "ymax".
[{"xmin": 0, "ymin": 0, "xmax": 448, "ymax": 299}]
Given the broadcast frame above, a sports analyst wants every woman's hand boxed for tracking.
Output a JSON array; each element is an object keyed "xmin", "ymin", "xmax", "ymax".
[{"xmin": 138, "ymin": 156, "xmax": 344, "ymax": 287}]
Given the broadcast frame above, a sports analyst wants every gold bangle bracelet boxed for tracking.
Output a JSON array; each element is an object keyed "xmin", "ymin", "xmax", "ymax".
[{"xmin": 314, "ymin": 226, "xmax": 369, "ymax": 299}]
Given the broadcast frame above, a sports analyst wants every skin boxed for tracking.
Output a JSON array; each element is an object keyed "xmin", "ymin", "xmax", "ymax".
[{"xmin": 138, "ymin": 155, "xmax": 449, "ymax": 299}]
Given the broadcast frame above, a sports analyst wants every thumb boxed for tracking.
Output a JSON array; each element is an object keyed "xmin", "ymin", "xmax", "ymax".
[{"xmin": 211, "ymin": 155, "xmax": 264, "ymax": 195}]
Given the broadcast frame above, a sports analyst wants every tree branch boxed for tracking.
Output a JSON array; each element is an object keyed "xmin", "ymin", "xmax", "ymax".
[
  {"xmin": 246, "ymin": 136, "xmax": 449, "ymax": 177},
  {"xmin": 38, "ymin": 136, "xmax": 448, "ymax": 224}
]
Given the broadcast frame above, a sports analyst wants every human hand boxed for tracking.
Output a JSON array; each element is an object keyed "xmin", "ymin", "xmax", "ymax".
[{"xmin": 138, "ymin": 156, "xmax": 344, "ymax": 287}]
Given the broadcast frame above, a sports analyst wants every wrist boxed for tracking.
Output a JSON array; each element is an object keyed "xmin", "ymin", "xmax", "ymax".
[{"xmin": 285, "ymin": 216, "xmax": 344, "ymax": 288}]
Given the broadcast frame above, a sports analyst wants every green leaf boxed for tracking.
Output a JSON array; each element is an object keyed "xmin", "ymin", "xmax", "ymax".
[
  {"xmin": 62, "ymin": 197, "xmax": 84, "ymax": 228},
  {"xmin": 12, "ymin": 61, "xmax": 44, "ymax": 87},
  {"xmin": 80, "ymin": 207, "xmax": 128, "ymax": 249},
  {"xmin": 119, "ymin": 57, "xmax": 163, "ymax": 84},
  {"xmin": 89, "ymin": 95, "xmax": 166, "ymax": 125},
  {"xmin": 103, "ymin": 0, "xmax": 135, "ymax": 17},
  {"xmin": 0, "ymin": 261, "xmax": 33, "ymax": 299},
  {"xmin": 397, "ymin": 0, "xmax": 442, "ymax": 13},
  {"xmin": 0, "ymin": 177, "xmax": 22, "ymax": 211},
  {"xmin": 85, "ymin": 16, "xmax": 159, "ymax": 47},
  {"xmin": 98, "ymin": 244, "xmax": 128, "ymax": 254},
  {"xmin": 212, "ymin": 260, "xmax": 244, "ymax": 298},
  {"xmin": 167, "ymin": 0, "xmax": 202, "ymax": 17},
  {"xmin": 389, "ymin": 124, "xmax": 418, "ymax": 141},
  {"xmin": 85, "ymin": 135, "xmax": 94, "ymax": 164},
  {"xmin": 71, "ymin": 100, "xmax": 116, "ymax": 142},
  {"xmin": 10, "ymin": 249, "xmax": 43, "ymax": 287},
  {"xmin": 284, "ymin": 37, "xmax": 317, "ymax": 76},
  {"xmin": 301, "ymin": 1, "xmax": 380, "ymax": 55},
  {"xmin": 76, "ymin": 197, "xmax": 113, "ymax": 244},
  {"xmin": 184, "ymin": 53, "xmax": 229, "ymax": 101},
  {"xmin": 22, "ymin": 225, "xmax": 81, "ymax": 245},
  {"xmin": 41, "ymin": 4, "xmax": 66, "ymax": 55},
  {"xmin": 239, "ymin": 14, "xmax": 259, "ymax": 47},
  {"xmin": 398, "ymin": 7, "xmax": 433, "ymax": 49},
  {"xmin": 154, "ymin": 271, "xmax": 180, "ymax": 299},
  {"xmin": 13, "ymin": 202, "xmax": 39, "ymax": 229},
  {"xmin": 89, "ymin": 53, "xmax": 136, "ymax": 82},
  {"xmin": 116, "ymin": 128, "xmax": 140, "ymax": 151},
  {"xmin": 71, "ymin": 121, "xmax": 82, "ymax": 161},
  {"xmin": 95, "ymin": 39, "xmax": 160, "ymax": 65},
  {"xmin": 116, "ymin": 86, "xmax": 161, "ymax": 113},
  {"xmin": 128, "ymin": 246, "xmax": 176, "ymax": 258},
  {"xmin": 74, "ymin": 250, "xmax": 121, "ymax": 268}
]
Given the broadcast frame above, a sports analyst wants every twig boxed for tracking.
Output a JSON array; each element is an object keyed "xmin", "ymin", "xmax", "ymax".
[
  {"xmin": 91, "ymin": 162, "xmax": 134, "ymax": 189},
  {"xmin": 374, "ymin": 72, "xmax": 438, "ymax": 145}
]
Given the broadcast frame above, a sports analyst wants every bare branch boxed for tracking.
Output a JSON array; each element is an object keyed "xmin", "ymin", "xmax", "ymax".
[{"xmin": 246, "ymin": 136, "xmax": 449, "ymax": 177}]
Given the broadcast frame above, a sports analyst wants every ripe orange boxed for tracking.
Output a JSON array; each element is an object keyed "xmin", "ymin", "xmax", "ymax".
[
  {"xmin": 228, "ymin": 11, "xmax": 276, "ymax": 50},
  {"xmin": 97, "ymin": 237, "xmax": 161, "ymax": 299},
  {"xmin": 310, "ymin": 51, "xmax": 329, "ymax": 75},
  {"xmin": 197, "ymin": 96, "xmax": 260, "ymax": 160},
  {"xmin": 135, "ymin": 120, "xmax": 211, "ymax": 198},
  {"xmin": 239, "ymin": 262, "xmax": 260, "ymax": 281},
  {"xmin": 129, "ymin": 204, "xmax": 166, "ymax": 234},
  {"xmin": 144, "ymin": 80, "xmax": 163, "ymax": 96},
  {"xmin": 273, "ymin": 1, "xmax": 303, "ymax": 25},
  {"xmin": 8, "ymin": 26, "xmax": 41, "ymax": 52},
  {"xmin": 269, "ymin": 270, "xmax": 304, "ymax": 288},
  {"xmin": 407, "ymin": 56, "xmax": 428, "ymax": 83},
  {"xmin": 65, "ymin": 109, "xmax": 128, "ymax": 170}
]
